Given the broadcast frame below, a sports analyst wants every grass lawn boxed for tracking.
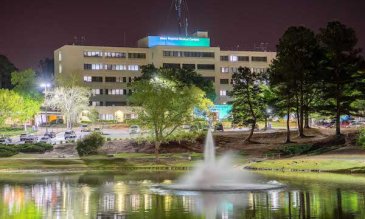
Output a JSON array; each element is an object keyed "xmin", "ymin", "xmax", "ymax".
[
  {"xmin": 0, "ymin": 152, "xmax": 248, "ymax": 171},
  {"xmin": 248, "ymin": 155, "xmax": 365, "ymax": 172},
  {"xmin": 0, "ymin": 153, "xmax": 204, "ymax": 171}
]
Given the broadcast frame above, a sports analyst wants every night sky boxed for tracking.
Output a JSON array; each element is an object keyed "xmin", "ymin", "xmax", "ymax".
[{"xmin": 1, "ymin": 0, "xmax": 364, "ymax": 69}]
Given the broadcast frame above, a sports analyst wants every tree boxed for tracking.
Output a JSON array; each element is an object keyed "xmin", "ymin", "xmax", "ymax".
[
  {"xmin": 269, "ymin": 57, "xmax": 297, "ymax": 143},
  {"xmin": 46, "ymin": 87, "xmax": 91, "ymax": 129},
  {"xmin": 231, "ymin": 67, "xmax": 267, "ymax": 143},
  {"xmin": 11, "ymin": 69, "xmax": 41, "ymax": 99},
  {"xmin": 15, "ymin": 97, "xmax": 42, "ymax": 131},
  {"xmin": 270, "ymin": 26, "xmax": 322, "ymax": 137},
  {"xmin": 318, "ymin": 21, "xmax": 365, "ymax": 137},
  {"xmin": 0, "ymin": 89, "xmax": 23, "ymax": 126},
  {"xmin": 130, "ymin": 75, "xmax": 212, "ymax": 161},
  {"xmin": 138, "ymin": 64, "xmax": 217, "ymax": 101},
  {"xmin": 0, "ymin": 55, "xmax": 17, "ymax": 89},
  {"xmin": 11, "ymin": 69, "xmax": 43, "ymax": 130}
]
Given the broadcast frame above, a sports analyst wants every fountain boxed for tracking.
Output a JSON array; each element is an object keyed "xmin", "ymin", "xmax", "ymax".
[{"xmin": 160, "ymin": 129, "xmax": 284, "ymax": 191}]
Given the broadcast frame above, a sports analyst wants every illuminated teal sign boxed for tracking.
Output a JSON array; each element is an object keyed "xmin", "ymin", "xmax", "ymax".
[
  {"xmin": 194, "ymin": 104, "xmax": 232, "ymax": 120},
  {"xmin": 147, "ymin": 36, "xmax": 210, "ymax": 47}
]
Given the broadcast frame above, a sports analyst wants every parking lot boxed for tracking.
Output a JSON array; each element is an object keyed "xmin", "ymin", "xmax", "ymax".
[{"xmin": 2, "ymin": 125, "xmax": 150, "ymax": 145}]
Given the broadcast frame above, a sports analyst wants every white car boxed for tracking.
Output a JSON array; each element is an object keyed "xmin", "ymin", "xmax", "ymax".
[
  {"xmin": 64, "ymin": 130, "xmax": 77, "ymax": 140},
  {"xmin": 39, "ymin": 136, "xmax": 52, "ymax": 144},
  {"xmin": 0, "ymin": 137, "xmax": 12, "ymax": 145},
  {"xmin": 25, "ymin": 135, "xmax": 38, "ymax": 143},
  {"xmin": 129, "ymin": 125, "xmax": 141, "ymax": 134}
]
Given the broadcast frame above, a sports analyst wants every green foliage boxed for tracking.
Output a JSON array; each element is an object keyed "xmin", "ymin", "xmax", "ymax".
[
  {"xmin": 17, "ymin": 143, "xmax": 53, "ymax": 153},
  {"xmin": 231, "ymin": 67, "xmax": 268, "ymax": 141},
  {"xmin": 76, "ymin": 132, "xmax": 105, "ymax": 156},
  {"xmin": 11, "ymin": 68, "xmax": 42, "ymax": 99},
  {"xmin": 0, "ymin": 89, "xmax": 23, "ymax": 126},
  {"xmin": 0, "ymin": 55, "xmax": 17, "ymax": 89},
  {"xmin": 0, "ymin": 145, "xmax": 18, "ymax": 157},
  {"xmin": 130, "ymin": 74, "xmax": 212, "ymax": 150},
  {"xmin": 317, "ymin": 21, "xmax": 365, "ymax": 136},
  {"xmin": 139, "ymin": 64, "xmax": 216, "ymax": 101},
  {"xmin": 0, "ymin": 143, "xmax": 52, "ymax": 157},
  {"xmin": 358, "ymin": 129, "xmax": 365, "ymax": 148},
  {"xmin": 276, "ymin": 144, "xmax": 313, "ymax": 156}
]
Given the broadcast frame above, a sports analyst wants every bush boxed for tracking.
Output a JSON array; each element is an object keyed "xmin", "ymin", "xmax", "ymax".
[
  {"xmin": 0, "ymin": 145, "xmax": 18, "ymax": 157},
  {"xmin": 358, "ymin": 129, "xmax": 365, "ymax": 148},
  {"xmin": 276, "ymin": 144, "xmax": 313, "ymax": 156},
  {"xmin": 17, "ymin": 143, "xmax": 53, "ymax": 153},
  {"xmin": 76, "ymin": 132, "xmax": 105, "ymax": 156}
]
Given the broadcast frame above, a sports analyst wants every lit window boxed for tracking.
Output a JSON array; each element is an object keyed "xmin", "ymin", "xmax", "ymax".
[
  {"xmin": 58, "ymin": 51, "xmax": 62, "ymax": 61},
  {"xmin": 221, "ymin": 67, "xmax": 229, "ymax": 73},
  {"xmin": 59, "ymin": 64, "xmax": 62, "ymax": 73},
  {"xmin": 83, "ymin": 76, "xmax": 92, "ymax": 82},
  {"xmin": 220, "ymin": 90, "xmax": 227, "ymax": 96},
  {"xmin": 84, "ymin": 51, "xmax": 102, "ymax": 57},
  {"xmin": 92, "ymin": 89, "xmax": 101, "ymax": 95},
  {"xmin": 229, "ymin": 55, "xmax": 238, "ymax": 62},
  {"xmin": 128, "ymin": 65, "xmax": 139, "ymax": 71}
]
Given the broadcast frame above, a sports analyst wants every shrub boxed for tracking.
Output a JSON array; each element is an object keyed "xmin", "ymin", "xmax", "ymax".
[
  {"xmin": 0, "ymin": 145, "xmax": 18, "ymax": 157},
  {"xmin": 17, "ymin": 143, "xmax": 53, "ymax": 153},
  {"xmin": 76, "ymin": 132, "xmax": 105, "ymax": 156},
  {"xmin": 358, "ymin": 128, "xmax": 365, "ymax": 148},
  {"xmin": 277, "ymin": 144, "xmax": 313, "ymax": 156}
]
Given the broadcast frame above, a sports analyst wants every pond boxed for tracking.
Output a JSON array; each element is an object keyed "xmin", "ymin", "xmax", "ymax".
[{"xmin": 1, "ymin": 170, "xmax": 365, "ymax": 219}]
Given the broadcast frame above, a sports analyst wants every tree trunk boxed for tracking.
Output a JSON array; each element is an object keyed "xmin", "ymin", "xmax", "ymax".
[
  {"xmin": 245, "ymin": 119, "xmax": 256, "ymax": 143},
  {"xmin": 304, "ymin": 108, "xmax": 310, "ymax": 128},
  {"xmin": 336, "ymin": 95, "xmax": 341, "ymax": 137},
  {"xmin": 285, "ymin": 96, "xmax": 291, "ymax": 143},
  {"xmin": 155, "ymin": 141, "xmax": 160, "ymax": 162},
  {"xmin": 264, "ymin": 116, "xmax": 268, "ymax": 130},
  {"xmin": 299, "ymin": 82, "xmax": 305, "ymax": 137},
  {"xmin": 24, "ymin": 123, "xmax": 27, "ymax": 132}
]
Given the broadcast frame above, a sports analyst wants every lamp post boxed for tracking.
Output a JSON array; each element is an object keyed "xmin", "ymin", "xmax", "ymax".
[{"xmin": 41, "ymin": 83, "xmax": 51, "ymax": 134}]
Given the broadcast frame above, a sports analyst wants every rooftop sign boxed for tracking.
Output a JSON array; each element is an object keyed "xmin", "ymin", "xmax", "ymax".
[{"xmin": 147, "ymin": 36, "xmax": 210, "ymax": 47}]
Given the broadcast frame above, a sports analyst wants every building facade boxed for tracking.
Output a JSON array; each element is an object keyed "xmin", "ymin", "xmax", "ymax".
[{"xmin": 54, "ymin": 32, "xmax": 276, "ymax": 121}]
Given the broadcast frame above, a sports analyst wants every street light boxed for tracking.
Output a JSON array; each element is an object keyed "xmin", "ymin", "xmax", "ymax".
[{"xmin": 40, "ymin": 83, "xmax": 51, "ymax": 134}]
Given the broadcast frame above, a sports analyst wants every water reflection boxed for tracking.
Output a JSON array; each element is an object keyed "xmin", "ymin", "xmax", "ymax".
[{"xmin": 0, "ymin": 172, "xmax": 365, "ymax": 218}]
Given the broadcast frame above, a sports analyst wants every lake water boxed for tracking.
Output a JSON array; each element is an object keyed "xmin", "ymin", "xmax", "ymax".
[{"xmin": 1, "ymin": 170, "xmax": 365, "ymax": 219}]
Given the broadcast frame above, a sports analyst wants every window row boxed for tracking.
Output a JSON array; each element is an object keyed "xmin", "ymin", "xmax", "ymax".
[
  {"xmin": 84, "ymin": 51, "xmax": 146, "ymax": 59},
  {"xmin": 163, "ymin": 51, "xmax": 215, "ymax": 58},
  {"xmin": 91, "ymin": 89, "xmax": 132, "ymax": 96},
  {"xmin": 220, "ymin": 67, "xmax": 268, "ymax": 73},
  {"xmin": 84, "ymin": 64, "xmax": 139, "ymax": 71},
  {"xmin": 220, "ymin": 55, "xmax": 267, "ymax": 62},
  {"xmin": 84, "ymin": 76, "xmax": 134, "ymax": 83},
  {"xmin": 162, "ymin": 63, "xmax": 215, "ymax": 70}
]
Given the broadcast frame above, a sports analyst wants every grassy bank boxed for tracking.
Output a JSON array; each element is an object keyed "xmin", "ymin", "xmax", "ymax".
[
  {"xmin": 247, "ymin": 155, "xmax": 365, "ymax": 173},
  {"xmin": 0, "ymin": 153, "xmax": 204, "ymax": 171}
]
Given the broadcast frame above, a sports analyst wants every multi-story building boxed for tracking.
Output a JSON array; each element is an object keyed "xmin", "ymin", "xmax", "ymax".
[{"xmin": 54, "ymin": 31, "xmax": 276, "ymax": 121}]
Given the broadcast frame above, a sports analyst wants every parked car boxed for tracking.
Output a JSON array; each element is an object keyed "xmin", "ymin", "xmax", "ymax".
[
  {"xmin": 39, "ymin": 136, "xmax": 52, "ymax": 144},
  {"xmin": 81, "ymin": 124, "xmax": 91, "ymax": 132},
  {"xmin": 64, "ymin": 130, "xmax": 77, "ymax": 140},
  {"xmin": 44, "ymin": 131, "xmax": 56, "ymax": 138},
  {"xmin": 129, "ymin": 125, "xmax": 140, "ymax": 134},
  {"xmin": 20, "ymin": 133, "xmax": 28, "ymax": 141},
  {"xmin": 93, "ymin": 127, "xmax": 103, "ymax": 134},
  {"xmin": 0, "ymin": 137, "xmax": 12, "ymax": 145},
  {"xmin": 25, "ymin": 135, "xmax": 39, "ymax": 143},
  {"xmin": 215, "ymin": 123, "xmax": 224, "ymax": 132}
]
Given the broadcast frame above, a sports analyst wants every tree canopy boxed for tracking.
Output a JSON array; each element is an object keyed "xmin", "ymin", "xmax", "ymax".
[
  {"xmin": 0, "ymin": 55, "xmax": 17, "ymax": 89},
  {"xmin": 130, "ymin": 71, "xmax": 212, "ymax": 160}
]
